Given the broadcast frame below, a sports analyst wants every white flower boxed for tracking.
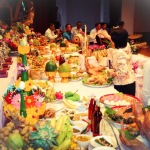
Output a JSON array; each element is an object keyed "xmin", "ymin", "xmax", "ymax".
[{"xmin": 19, "ymin": 81, "xmax": 25, "ymax": 90}]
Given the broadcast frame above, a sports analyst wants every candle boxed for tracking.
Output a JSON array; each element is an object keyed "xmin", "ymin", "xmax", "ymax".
[
  {"xmin": 84, "ymin": 25, "xmax": 87, "ymax": 37},
  {"xmin": 84, "ymin": 25, "xmax": 87, "ymax": 49}
]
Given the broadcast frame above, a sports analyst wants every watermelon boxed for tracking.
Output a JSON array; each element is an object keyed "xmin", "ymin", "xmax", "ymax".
[{"xmin": 45, "ymin": 61, "xmax": 57, "ymax": 72}]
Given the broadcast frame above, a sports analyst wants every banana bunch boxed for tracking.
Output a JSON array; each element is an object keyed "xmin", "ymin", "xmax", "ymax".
[
  {"xmin": 63, "ymin": 99, "xmax": 77, "ymax": 109},
  {"xmin": 50, "ymin": 115, "xmax": 73, "ymax": 150}
]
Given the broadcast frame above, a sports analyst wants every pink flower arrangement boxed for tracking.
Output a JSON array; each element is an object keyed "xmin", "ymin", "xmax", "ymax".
[
  {"xmin": 3, "ymin": 38, "xmax": 18, "ymax": 51},
  {"xmin": 11, "ymin": 94, "xmax": 21, "ymax": 109},
  {"xmin": 88, "ymin": 44, "xmax": 105, "ymax": 51}
]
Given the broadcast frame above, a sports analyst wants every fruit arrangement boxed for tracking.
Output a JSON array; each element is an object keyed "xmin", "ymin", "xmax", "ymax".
[
  {"xmin": 24, "ymin": 115, "xmax": 73, "ymax": 150},
  {"xmin": 0, "ymin": 122, "xmax": 33, "ymax": 149},
  {"xmin": 45, "ymin": 85, "xmax": 56, "ymax": 102},
  {"xmin": 0, "ymin": 115, "xmax": 73, "ymax": 150}
]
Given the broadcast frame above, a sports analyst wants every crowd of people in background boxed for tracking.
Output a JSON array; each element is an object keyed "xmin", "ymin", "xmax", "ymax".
[{"xmin": 45, "ymin": 20, "xmax": 125, "ymax": 46}]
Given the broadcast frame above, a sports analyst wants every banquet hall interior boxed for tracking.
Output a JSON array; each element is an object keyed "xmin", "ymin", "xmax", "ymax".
[{"xmin": 0, "ymin": 0, "xmax": 150, "ymax": 150}]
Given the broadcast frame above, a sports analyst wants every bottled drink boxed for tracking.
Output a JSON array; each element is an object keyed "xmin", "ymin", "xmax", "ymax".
[
  {"xmin": 92, "ymin": 105, "xmax": 102, "ymax": 137},
  {"xmin": 88, "ymin": 95, "xmax": 96, "ymax": 120},
  {"xmin": 59, "ymin": 54, "xmax": 65, "ymax": 66}
]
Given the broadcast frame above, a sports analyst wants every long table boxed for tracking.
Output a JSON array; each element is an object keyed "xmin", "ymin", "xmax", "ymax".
[
  {"xmin": 0, "ymin": 57, "xmax": 18, "ymax": 128},
  {"xmin": 0, "ymin": 54, "xmax": 149, "ymax": 149}
]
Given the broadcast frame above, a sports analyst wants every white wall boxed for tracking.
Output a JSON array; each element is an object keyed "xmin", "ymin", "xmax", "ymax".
[
  {"xmin": 121, "ymin": 0, "xmax": 135, "ymax": 35},
  {"xmin": 100, "ymin": 0, "xmax": 110, "ymax": 23},
  {"xmin": 56, "ymin": 0, "xmax": 67, "ymax": 30},
  {"xmin": 134, "ymin": 0, "xmax": 150, "ymax": 32}
]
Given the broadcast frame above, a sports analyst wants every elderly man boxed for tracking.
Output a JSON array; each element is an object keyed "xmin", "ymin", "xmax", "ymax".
[
  {"xmin": 71, "ymin": 21, "xmax": 83, "ymax": 36},
  {"xmin": 89, "ymin": 22, "xmax": 101, "ymax": 45},
  {"xmin": 45, "ymin": 23, "xmax": 58, "ymax": 41}
]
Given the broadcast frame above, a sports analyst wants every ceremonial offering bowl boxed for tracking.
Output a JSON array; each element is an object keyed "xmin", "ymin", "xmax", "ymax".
[{"xmin": 59, "ymin": 72, "xmax": 70, "ymax": 83}]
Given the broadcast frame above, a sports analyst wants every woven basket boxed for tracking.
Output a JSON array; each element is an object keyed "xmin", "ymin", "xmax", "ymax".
[{"xmin": 29, "ymin": 69, "xmax": 45, "ymax": 80}]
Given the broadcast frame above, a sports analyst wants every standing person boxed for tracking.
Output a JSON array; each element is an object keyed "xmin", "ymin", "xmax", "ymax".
[
  {"xmin": 142, "ymin": 61, "xmax": 150, "ymax": 106},
  {"xmin": 45, "ymin": 23, "xmax": 58, "ymax": 41},
  {"xmin": 71, "ymin": 21, "xmax": 83, "ymax": 36},
  {"xmin": 89, "ymin": 22, "xmax": 101, "ymax": 45},
  {"xmin": 118, "ymin": 21, "xmax": 125, "ymax": 29},
  {"xmin": 108, "ymin": 28, "xmax": 136, "ymax": 96},
  {"xmin": 55, "ymin": 6, "xmax": 61, "ymax": 29},
  {"xmin": 62, "ymin": 24, "xmax": 73, "ymax": 42}
]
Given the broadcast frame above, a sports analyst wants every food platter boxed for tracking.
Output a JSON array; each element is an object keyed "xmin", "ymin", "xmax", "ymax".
[
  {"xmin": 104, "ymin": 106, "xmax": 135, "ymax": 129},
  {"xmin": 90, "ymin": 135, "xmax": 117, "ymax": 148},
  {"xmin": 82, "ymin": 74, "xmax": 113, "ymax": 88},
  {"xmin": 83, "ymin": 82, "xmax": 112, "ymax": 88},
  {"xmin": 69, "ymin": 77, "xmax": 82, "ymax": 82},
  {"xmin": 100, "ymin": 93, "xmax": 140, "ymax": 107},
  {"xmin": 92, "ymin": 146, "xmax": 115, "ymax": 150}
]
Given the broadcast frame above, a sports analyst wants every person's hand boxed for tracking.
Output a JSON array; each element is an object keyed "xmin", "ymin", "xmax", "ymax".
[{"xmin": 107, "ymin": 69, "xmax": 116, "ymax": 78}]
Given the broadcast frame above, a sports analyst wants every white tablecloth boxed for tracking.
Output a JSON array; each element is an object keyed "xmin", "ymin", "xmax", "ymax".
[{"xmin": 0, "ymin": 57, "xmax": 18, "ymax": 128}]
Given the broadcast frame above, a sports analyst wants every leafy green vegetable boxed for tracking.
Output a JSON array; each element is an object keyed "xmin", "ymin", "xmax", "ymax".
[
  {"xmin": 105, "ymin": 106, "xmax": 116, "ymax": 115},
  {"xmin": 65, "ymin": 91, "xmax": 74, "ymax": 98},
  {"xmin": 107, "ymin": 78, "xmax": 113, "ymax": 83},
  {"xmin": 65, "ymin": 91, "xmax": 80, "ymax": 101},
  {"xmin": 66, "ymin": 96, "xmax": 77, "ymax": 101},
  {"xmin": 73, "ymin": 93, "xmax": 80, "ymax": 100},
  {"xmin": 143, "ymin": 105, "xmax": 150, "ymax": 110},
  {"xmin": 124, "ymin": 130, "xmax": 138, "ymax": 140},
  {"xmin": 82, "ymin": 77, "xmax": 88, "ymax": 83}
]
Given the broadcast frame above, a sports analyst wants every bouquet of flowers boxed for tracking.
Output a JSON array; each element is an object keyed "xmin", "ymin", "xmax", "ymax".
[{"xmin": 3, "ymin": 38, "xmax": 18, "ymax": 51}]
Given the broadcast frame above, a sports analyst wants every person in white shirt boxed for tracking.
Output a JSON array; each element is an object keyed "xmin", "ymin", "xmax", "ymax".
[
  {"xmin": 142, "ymin": 61, "xmax": 150, "ymax": 106},
  {"xmin": 45, "ymin": 23, "xmax": 58, "ymax": 41},
  {"xmin": 96, "ymin": 22, "xmax": 113, "ymax": 46},
  {"xmin": 89, "ymin": 22, "xmax": 101, "ymax": 45},
  {"xmin": 71, "ymin": 21, "xmax": 83, "ymax": 36}
]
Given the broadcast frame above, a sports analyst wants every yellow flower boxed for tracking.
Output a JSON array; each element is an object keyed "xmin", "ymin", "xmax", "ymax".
[
  {"xmin": 14, "ymin": 78, "xmax": 21, "ymax": 88},
  {"xmin": 24, "ymin": 79, "xmax": 34, "ymax": 92},
  {"xmin": 18, "ymin": 45, "xmax": 30, "ymax": 55}
]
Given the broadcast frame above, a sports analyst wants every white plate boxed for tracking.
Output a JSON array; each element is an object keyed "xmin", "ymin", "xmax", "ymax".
[
  {"xmin": 73, "ymin": 120, "xmax": 88, "ymax": 131},
  {"xmin": 69, "ymin": 77, "xmax": 82, "ymax": 82},
  {"xmin": 90, "ymin": 135, "xmax": 117, "ymax": 148},
  {"xmin": 83, "ymin": 82, "xmax": 112, "ymax": 88},
  {"xmin": 93, "ymin": 146, "xmax": 115, "ymax": 150}
]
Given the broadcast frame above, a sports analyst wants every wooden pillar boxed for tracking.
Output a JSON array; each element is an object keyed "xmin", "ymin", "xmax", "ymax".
[{"xmin": 33, "ymin": 0, "xmax": 56, "ymax": 34}]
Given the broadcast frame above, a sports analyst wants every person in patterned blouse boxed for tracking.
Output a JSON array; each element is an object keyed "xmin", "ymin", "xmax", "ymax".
[{"xmin": 108, "ymin": 29, "xmax": 136, "ymax": 96}]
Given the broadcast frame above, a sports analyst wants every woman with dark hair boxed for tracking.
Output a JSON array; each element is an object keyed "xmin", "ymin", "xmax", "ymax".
[{"xmin": 108, "ymin": 29, "xmax": 136, "ymax": 96}]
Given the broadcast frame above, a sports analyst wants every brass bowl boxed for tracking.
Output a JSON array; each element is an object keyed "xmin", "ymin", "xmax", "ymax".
[
  {"xmin": 59, "ymin": 72, "xmax": 70, "ymax": 83},
  {"xmin": 45, "ymin": 71, "xmax": 56, "ymax": 82}
]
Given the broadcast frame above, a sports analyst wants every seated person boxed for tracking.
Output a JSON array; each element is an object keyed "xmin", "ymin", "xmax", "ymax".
[
  {"xmin": 45, "ymin": 23, "xmax": 58, "ymax": 42},
  {"xmin": 89, "ymin": 22, "xmax": 101, "ymax": 45},
  {"xmin": 71, "ymin": 21, "xmax": 83, "ymax": 36},
  {"xmin": 55, "ymin": 29, "xmax": 63, "ymax": 43},
  {"xmin": 96, "ymin": 22, "xmax": 113, "ymax": 46},
  {"xmin": 62, "ymin": 24, "xmax": 74, "ymax": 42}
]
